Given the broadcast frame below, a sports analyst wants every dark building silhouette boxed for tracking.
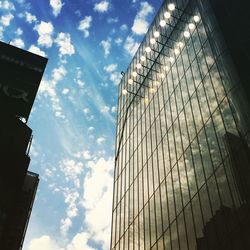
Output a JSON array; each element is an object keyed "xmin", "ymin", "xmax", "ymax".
[
  {"xmin": 111, "ymin": 0, "xmax": 250, "ymax": 249},
  {"xmin": 196, "ymin": 204, "xmax": 250, "ymax": 250},
  {"xmin": 1, "ymin": 172, "xmax": 39, "ymax": 250},
  {"xmin": 0, "ymin": 41, "xmax": 47, "ymax": 249}
]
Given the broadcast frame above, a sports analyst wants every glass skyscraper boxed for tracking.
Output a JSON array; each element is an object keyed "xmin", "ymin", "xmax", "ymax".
[{"xmin": 111, "ymin": 0, "xmax": 250, "ymax": 249}]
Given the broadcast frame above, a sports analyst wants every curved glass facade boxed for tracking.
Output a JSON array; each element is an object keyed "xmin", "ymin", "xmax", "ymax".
[{"xmin": 111, "ymin": 0, "xmax": 250, "ymax": 249}]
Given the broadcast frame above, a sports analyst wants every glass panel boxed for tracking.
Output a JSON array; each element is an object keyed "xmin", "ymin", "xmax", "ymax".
[
  {"xmin": 157, "ymin": 236, "xmax": 164, "ymax": 250},
  {"xmin": 170, "ymin": 220, "xmax": 179, "ymax": 250},
  {"xmin": 139, "ymin": 211, "xmax": 144, "ymax": 248},
  {"xmin": 179, "ymin": 156, "xmax": 190, "ymax": 207},
  {"xmin": 184, "ymin": 203, "xmax": 196, "ymax": 249},
  {"xmin": 164, "ymin": 229, "xmax": 172, "ymax": 250},
  {"xmin": 134, "ymin": 177, "xmax": 138, "ymax": 217},
  {"xmin": 150, "ymin": 196, "xmax": 156, "ymax": 246},
  {"xmin": 200, "ymin": 185, "xmax": 212, "ymax": 225},
  {"xmin": 160, "ymin": 181, "xmax": 169, "ymax": 232},
  {"xmin": 134, "ymin": 217, "xmax": 139, "ymax": 250},
  {"xmin": 144, "ymin": 203, "xmax": 150, "ymax": 249},
  {"xmin": 155, "ymin": 189, "xmax": 163, "ymax": 239},
  {"xmin": 207, "ymin": 174, "xmax": 221, "ymax": 214},
  {"xmin": 178, "ymin": 212, "xmax": 188, "ymax": 250},
  {"xmin": 172, "ymin": 165, "xmax": 182, "ymax": 215},
  {"xmin": 192, "ymin": 138, "xmax": 205, "ymax": 189},
  {"xmin": 166, "ymin": 173, "xmax": 175, "ymax": 223},
  {"xmin": 185, "ymin": 146, "xmax": 197, "ymax": 199},
  {"xmin": 192, "ymin": 194, "xmax": 204, "ymax": 239},
  {"xmin": 128, "ymin": 224, "xmax": 134, "ymax": 249},
  {"xmin": 215, "ymin": 166, "xmax": 234, "ymax": 208},
  {"xmin": 143, "ymin": 165, "xmax": 149, "ymax": 204}
]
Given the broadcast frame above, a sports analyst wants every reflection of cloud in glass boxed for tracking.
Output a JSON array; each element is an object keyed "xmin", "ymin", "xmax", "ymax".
[{"xmin": 112, "ymin": 3, "xmax": 248, "ymax": 249}]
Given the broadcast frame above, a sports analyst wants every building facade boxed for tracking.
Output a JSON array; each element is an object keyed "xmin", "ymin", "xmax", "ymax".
[
  {"xmin": 0, "ymin": 42, "xmax": 47, "ymax": 249},
  {"xmin": 1, "ymin": 172, "xmax": 39, "ymax": 250},
  {"xmin": 111, "ymin": 0, "xmax": 250, "ymax": 249}
]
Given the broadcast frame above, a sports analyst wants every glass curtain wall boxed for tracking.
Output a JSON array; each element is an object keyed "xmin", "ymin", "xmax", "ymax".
[{"xmin": 111, "ymin": 0, "xmax": 250, "ymax": 249}]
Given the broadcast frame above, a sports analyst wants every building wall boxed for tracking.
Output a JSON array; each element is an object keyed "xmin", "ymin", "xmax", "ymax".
[
  {"xmin": 1, "ymin": 172, "xmax": 39, "ymax": 250},
  {"xmin": 0, "ymin": 42, "xmax": 46, "ymax": 249},
  {"xmin": 111, "ymin": 0, "xmax": 250, "ymax": 249}
]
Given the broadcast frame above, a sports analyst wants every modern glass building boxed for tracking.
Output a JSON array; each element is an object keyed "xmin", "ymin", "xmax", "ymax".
[{"xmin": 111, "ymin": 0, "xmax": 250, "ymax": 249}]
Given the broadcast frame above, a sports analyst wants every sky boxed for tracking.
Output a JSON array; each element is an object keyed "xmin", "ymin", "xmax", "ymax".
[{"xmin": 0, "ymin": 0, "xmax": 163, "ymax": 249}]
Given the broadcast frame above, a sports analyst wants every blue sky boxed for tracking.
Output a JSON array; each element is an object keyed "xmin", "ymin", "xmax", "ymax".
[{"xmin": 0, "ymin": 0, "xmax": 162, "ymax": 249}]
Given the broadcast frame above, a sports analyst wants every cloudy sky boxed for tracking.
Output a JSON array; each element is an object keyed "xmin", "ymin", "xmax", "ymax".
[{"xmin": 0, "ymin": 0, "xmax": 163, "ymax": 249}]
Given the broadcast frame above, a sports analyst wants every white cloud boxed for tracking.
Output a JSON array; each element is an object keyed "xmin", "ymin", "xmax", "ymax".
[
  {"xmin": 10, "ymin": 38, "xmax": 24, "ymax": 48},
  {"xmin": 34, "ymin": 21, "xmax": 54, "ymax": 48},
  {"xmin": 82, "ymin": 157, "xmax": 114, "ymax": 249},
  {"xmin": 28, "ymin": 45, "xmax": 47, "ymax": 57},
  {"xmin": 50, "ymin": 0, "xmax": 63, "ymax": 17},
  {"xmin": 75, "ymin": 9, "xmax": 81, "ymax": 17},
  {"xmin": 132, "ymin": 18, "xmax": 148, "ymax": 35},
  {"xmin": 88, "ymin": 127, "xmax": 94, "ymax": 133},
  {"xmin": 132, "ymin": 1, "xmax": 154, "ymax": 35},
  {"xmin": 59, "ymin": 183, "xmax": 82, "ymax": 236},
  {"xmin": 29, "ymin": 139, "xmax": 39, "ymax": 158},
  {"xmin": 74, "ymin": 150, "xmax": 92, "ymax": 160},
  {"xmin": 44, "ymin": 168, "xmax": 54, "ymax": 177},
  {"xmin": 0, "ymin": 26, "xmax": 3, "ymax": 39},
  {"xmin": 67, "ymin": 233, "xmax": 94, "ymax": 250},
  {"xmin": 100, "ymin": 38, "xmax": 111, "ymax": 57},
  {"xmin": 39, "ymin": 65, "xmax": 67, "ymax": 118},
  {"xmin": 83, "ymin": 150, "xmax": 91, "ymax": 160},
  {"xmin": 100, "ymin": 106, "xmax": 110, "ymax": 113},
  {"xmin": 83, "ymin": 108, "xmax": 90, "ymax": 114},
  {"xmin": 55, "ymin": 32, "xmax": 75, "ymax": 56},
  {"xmin": 28, "ymin": 235, "xmax": 61, "ymax": 250},
  {"xmin": 0, "ymin": 13, "xmax": 13, "ymax": 26},
  {"xmin": 59, "ymin": 159, "xmax": 83, "ymax": 182},
  {"xmin": 74, "ymin": 68, "xmax": 85, "ymax": 88},
  {"xmin": 82, "ymin": 108, "xmax": 94, "ymax": 121},
  {"xmin": 63, "ymin": 189, "xmax": 80, "ymax": 218},
  {"xmin": 107, "ymin": 17, "xmax": 118, "ymax": 23},
  {"xmin": 76, "ymin": 79, "xmax": 84, "ymax": 88},
  {"xmin": 76, "ymin": 67, "xmax": 82, "ymax": 78},
  {"xmin": 94, "ymin": 0, "xmax": 109, "ymax": 13},
  {"xmin": 0, "ymin": 0, "xmax": 15, "ymax": 10},
  {"xmin": 111, "ymin": 106, "xmax": 116, "ymax": 113},
  {"xmin": 38, "ymin": 80, "xmax": 63, "ymax": 118},
  {"xmin": 60, "ymin": 217, "xmax": 72, "ymax": 236},
  {"xmin": 120, "ymin": 24, "xmax": 128, "ymax": 31},
  {"xmin": 25, "ymin": 11, "xmax": 37, "ymax": 23},
  {"xmin": 78, "ymin": 16, "xmax": 92, "ymax": 38},
  {"xmin": 104, "ymin": 64, "xmax": 117, "ymax": 73},
  {"xmin": 28, "ymin": 233, "xmax": 95, "ymax": 250},
  {"xmin": 96, "ymin": 137, "xmax": 105, "ymax": 145},
  {"xmin": 62, "ymin": 88, "xmax": 69, "ymax": 95},
  {"xmin": 114, "ymin": 37, "xmax": 122, "ymax": 45},
  {"xmin": 67, "ymin": 206, "xmax": 78, "ymax": 218},
  {"xmin": 110, "ymin": 72, "xmax": 122, "ymax": 85},
  {"xmin": 15, "ymin": 27, "xmax": 23, "ymax": 36},
  {"xmin": 124, "ymin": 36, "xmax": 140, "ymax": 56},
  {"xmin": 52, "ymin": 66, "xmax": 67, "ymax": 82},
  {"xmin": 17, "ymin": 0, "xmax": 31, "ymax": 7}
]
